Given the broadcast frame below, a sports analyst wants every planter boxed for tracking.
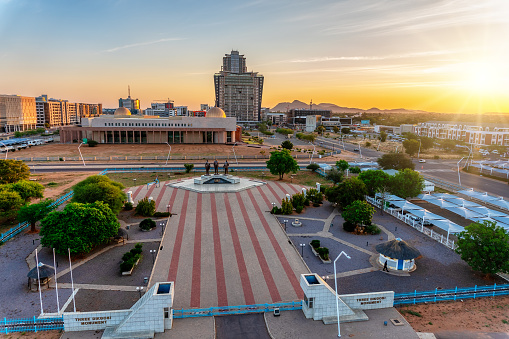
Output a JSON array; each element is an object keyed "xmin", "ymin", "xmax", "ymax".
[
  {"xmin": 310, "ymin": 244, "xmax": 320, "ymax": 257},
  {"xmin": 140, "ymin": 227, "xmax": 156, "ymax": 232},
  {"xmin": 319, "ymin": 256, "xmax": 331, "ymax": 264},
  {"xmin": 121, "ymin": 257, "xmax": 141, "ymax": 276}
]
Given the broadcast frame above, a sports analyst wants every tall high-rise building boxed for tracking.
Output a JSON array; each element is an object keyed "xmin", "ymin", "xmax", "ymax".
[
  {"xmin": 119, "ymin": 86, "xmax": 141, "ymax": 114},
  {"xmin": 0, "ymin": 95, "xmax": 37, "ymax": 132},
  {"xmin": 214, "ymin": 50, "xmax": 264, "ymax": 125}
]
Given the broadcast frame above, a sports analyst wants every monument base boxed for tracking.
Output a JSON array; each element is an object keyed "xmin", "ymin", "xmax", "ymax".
[{"xmin": 194, "ymin": 174, "xmax": 240, "ymax": 185}]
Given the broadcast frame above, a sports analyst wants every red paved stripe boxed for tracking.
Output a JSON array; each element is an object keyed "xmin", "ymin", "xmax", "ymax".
[
  {"xmin": 273, "ymin": 181, "xmax": 294, "ymax": 196},
  {"xmin": 190, "ymin": 194, "xmax": 202, "ymax": 307},
  {"xmin": 167, "ymin": 187, "xmax": 179, "ymax": 212},
  {"xmin": 287, "ymin": 182, "xmax": 300, "ymax": 194},
  {"xmin": 265, "ymin": 183, "xmax": 283, "ymax": 205},
  {"xmin": 131, "ymin": 185, "xmax": 144, "ymax": 200},
  {"xmin": 167, "ymin": 190, "xmax": 190, "ymax": 282},
  {"xmin": 236, "ymin": 192, "xmax": 281, "ymax": 303},
  {"xmin": 224, "ymin": 194, "xmax": 255, "ymax": 305},
  {"xmin": 211, "ymin": 194, "xmax": 228, "ymax": 306},
  {"xmin": 154, "ymin": 182, "xmax": 168, "ymax": 211},
  {"xmin": 145, "ymin": 182, "xmax": 157, "ymax": 200},
  {"xmin": 253, "ymin": 188, "xmax": 303, "ymax": 299}
]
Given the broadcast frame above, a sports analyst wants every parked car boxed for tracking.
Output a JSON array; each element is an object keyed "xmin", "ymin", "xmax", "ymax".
[{"xmin": 418, "ymin": 159, "xmax": 426, "ymax": 163}]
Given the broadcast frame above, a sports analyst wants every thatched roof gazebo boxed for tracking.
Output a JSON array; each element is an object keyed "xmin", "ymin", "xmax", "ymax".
[
  {"xmin": 375, "ymin": 238, "xmax": 421, "ymax": 272},
  {"xmin": 27, "ymin": 262, "xmax": 55, "ymax": 291}
]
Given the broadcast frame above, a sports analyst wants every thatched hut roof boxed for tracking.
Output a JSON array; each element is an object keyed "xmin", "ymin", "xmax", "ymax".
[
  {"xmin": 27, "ymin": 263, "xmax": 55, "ymax": 279},
  {"xmin": 375, "ymin": 239, "xmax": 421, "ymax": 260}
]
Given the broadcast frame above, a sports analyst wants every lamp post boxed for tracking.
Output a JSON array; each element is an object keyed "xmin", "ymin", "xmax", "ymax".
[
  {"xmin": 271, "ymin": 202, "xmax": 276, "ymax": 212},
  {"xmin": 299, "ymin": 243, "xmax": 306, "ymax": 257},
  {"xmin": 136, "ymin": 286, "xmax": 144, "ymax": 299},
  {"xmin": 160, "ymin": 221, "xmax": 166, "ymax": 236},
  {"xmin": 133, "ymin": 178, "xmax": 137, "ymax": 186},
  {"xmin": 309, "ymin": 142, "xmax": 316, "ymax": 164},
  {"xmin": 0, "ymin": 141, "xmax": 8, "ymax": 160},
  {"xmin": 457, "ymin": 157, "xmax": 465, "ymax": 186},
  {"xmin": 395, "ymin": 145, "xmax": 400, "ymax": 153},
  {"xmin": 357, "ymin": 142, "xmax": 362, "ymax": 159},
  {"xmin": 150, "ymin": 250, "xmax": 156, "ymax": 264},
  {"xmin": 167, "ymin": 204, "xmax": 171, "ymax": 213},
  {"xmin": 417, "ymin": 139, "xmax": 422, "ymax": 159},
  {"xmin": 232, "ymin": 142, "xmax": 238, "ymax": 165},
  {"xmin": 283, "ymin": 219, "xmax": 288, "ymax": 232},
  {"xmin": 78, "ymin": 142, "xmax": 86, "ymax": 167},
  {"xmin": 334, "ymin": 251, "xmax": 351, "ymax": 337},
  {"xmin": 165, "ymin": 143, "xmax": 171, "ymax": 165}
]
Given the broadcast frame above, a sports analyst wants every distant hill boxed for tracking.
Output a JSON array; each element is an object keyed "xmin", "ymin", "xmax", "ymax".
[{"xmin": 271, "ymin": 100, "xmax": 431, "ymax": 114}]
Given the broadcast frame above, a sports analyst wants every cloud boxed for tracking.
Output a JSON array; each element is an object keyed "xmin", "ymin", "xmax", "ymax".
[
  {"xmin": 288, "ymin": 50, "xmax": 460, "ymax": 63},
  {"xmin": 104, "ymin": 38, "xmax": 184, "ymax": 53}
]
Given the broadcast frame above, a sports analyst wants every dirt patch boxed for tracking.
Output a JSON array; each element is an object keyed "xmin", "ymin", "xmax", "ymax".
[
  {"xmin": 399, "ymin": 296, "xmax": 509, "ymax": 333},
  {"xmin": 30, "ymin": 172, "xmax": 92, "ymax": 200},
  {"xmin": 0, "ymin": 331, "xmax": 62, "ymax": 339}
]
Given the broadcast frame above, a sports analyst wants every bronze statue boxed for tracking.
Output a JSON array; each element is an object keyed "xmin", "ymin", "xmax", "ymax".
[
  {"xmin": 223, "ymin": 160, "xmax": 229, "ymax": 175},
  {"xmin": 213, "ymin": 160, "xmax": 219, "ymax": 175},
  {"xmin": 205, "ymin": 160, "xmax": 211, "ymax": 176}
]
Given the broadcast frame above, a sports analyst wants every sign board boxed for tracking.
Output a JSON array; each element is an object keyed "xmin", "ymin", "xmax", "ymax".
[
  {"xmin": 83, "ymin": 138, "xmax": 87, "ymax": 144},
  {"xmin": 361, "ymin": 120, "xmax": 370, "ymax": 125}
]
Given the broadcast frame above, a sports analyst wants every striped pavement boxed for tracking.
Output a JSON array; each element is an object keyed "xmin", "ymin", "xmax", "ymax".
[{"xmin": 128, "ymin": 180, "xmax": 309, "ymax": 309}]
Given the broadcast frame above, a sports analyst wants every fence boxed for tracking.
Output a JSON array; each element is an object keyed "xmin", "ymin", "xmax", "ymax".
[
  {"xmin": 173, "ymin": 301, "xmax": 302, "ymax": 319},
  {"xmin": 365, "ymin": 196, "xmax": 456, "ymax": 250},
  {"xmin": 0, "ymin": 316, "xmax": 64, "ymax": 334},
  {"xmin": 394, "ymin": 283, "xmax": 509, "ymax": 305},
  {"xmin": 0, "ymin": 191, "xmax": 74, "ymax": 244}
]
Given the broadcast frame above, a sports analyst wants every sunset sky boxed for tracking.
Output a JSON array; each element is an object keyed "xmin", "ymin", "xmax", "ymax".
[{"xmin": 1, "ymin": 0, "xmax": 508, "ymax": 113}]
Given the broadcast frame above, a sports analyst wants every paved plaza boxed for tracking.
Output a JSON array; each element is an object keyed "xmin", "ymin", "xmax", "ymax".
[{"xmin": 131, "ymin": 179, "xmax": 309, "ymax": 309}]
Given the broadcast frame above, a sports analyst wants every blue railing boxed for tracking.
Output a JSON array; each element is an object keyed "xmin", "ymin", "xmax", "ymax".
[
  {"xmin": 173, "ymin": 301, "xmax": 302, "ymax": 319},
  {"xmin": 0, "ymin": 191, "xmax": 74, "ymax": 243},
  {"xmin": 1, "ymin": 316, "xmax": 64, "ymax": 333},
  {"xmin": 394, "ymin": 283, "xmax": 509, "ymax": 305}
]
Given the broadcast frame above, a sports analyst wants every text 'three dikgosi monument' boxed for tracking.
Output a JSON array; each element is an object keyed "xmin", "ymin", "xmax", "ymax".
[{"xmin": 214, "ymin": 50, "xmax": 264, "ymax": 126}]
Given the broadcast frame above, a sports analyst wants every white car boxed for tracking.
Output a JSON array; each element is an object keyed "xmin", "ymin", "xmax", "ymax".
[{"xmin": 418, "ymin": 159, "xmax": 426, "ymax": 163}]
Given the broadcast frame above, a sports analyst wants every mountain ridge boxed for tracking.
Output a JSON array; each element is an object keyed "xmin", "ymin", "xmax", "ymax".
[{"xmin": 270, "ymin": 100, "xmax": 433, "ymax": 114}]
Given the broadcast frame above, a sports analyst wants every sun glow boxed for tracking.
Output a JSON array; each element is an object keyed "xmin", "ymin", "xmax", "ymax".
[{"xmin": 463, "ymin": 61, "xmax": 507, "ymax": 94}]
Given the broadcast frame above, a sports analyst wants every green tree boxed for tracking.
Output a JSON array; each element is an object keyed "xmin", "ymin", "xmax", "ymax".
[
  {"xmin": 336, "ymin": 160, "xmax": 350, "ymax": 172},
  {"xmin": 72, "ymin": 175, "xmax": 126, "ymax": 214},
  {"xmin": 306, "ymin": 163, "xmax": 320, "ymax": 172},
  {"xmin": 389, "ymin": 169, "xmax": 424, "ymax": 199},
  {"xmin": 315, "ymin": 125, "xmax": 326, "ymax": 135},
  {"xmin": 281, "ymin": 140, "xmax": 293, "ymax": 150},
  {"xmin": 379, "ymin": 131, "xmax": 387, "ymax": 142},
  {"xmin": 266, "ymin": 149, "xmax": 299, "ymax": 180},
  {"xmin": 358, "ymin": 170, "xmax": 391, "ymax": 196},
  {"xmin": 403, "ymin": 139, "xmax": 420, "ymax": 157},
  {"xmin": 0, "ymin": 188, "xmax": 24, "ymax": 219},
  {"xmin": 332, "ymin": 126, "xmax": 340, "ymax": 133},
  {"xmin": 184, "ymin": 163, "xmax": 194, "ymax": 173},
  {"xmin": 377, "ymin": 153, "xmax": 415, "ymax": 170},
  {"xmin": 135, "ymin": 197, "xmax": 156, "ymax": 217},
  {"xmin": 325, "ymin": 168, "xmax": 344, "ymax": 185},
  {"xmin": 276, "ymin": 128, "xmax": 293, "ymax": 135},
  {"xmin": 40, "ymin": 201, "xmax": 120, "ymax": 255},
  {"xmin": 0, "ymin": 160, "xmax": 30, "ymax": 184},
  {"xmin": 341, "ymin": 200, "xmax": 375, "ymax": 227},
  {"xmin": 341, "ymin": 127, "xmax": 351, "ymax": 135},
  {"xmin": 419, "ymin": 136, "xmax": 434, "ymax": 150},
  {"xmin": 456, "ymin": 221, "xmax": 509, "ymax": 277},
  {"xmin": 325, "ymin": 177, "xmax": 367, "ymax": 208},
  {"xmin": 6, "ymin": 180, "xmax": 44, "ymax": 202},
  {"xmin": 18, "ymin": 199, "xmax": 55, "ymax": 232}
]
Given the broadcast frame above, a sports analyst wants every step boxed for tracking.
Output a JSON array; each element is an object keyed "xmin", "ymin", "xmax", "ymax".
[
  {"xmin": 322, "ymin": 309, "xmax": 369, "ymax": 325},
  {"xmin": 102, "ymin": 326, "xmax": 154, "ymax": 339}
]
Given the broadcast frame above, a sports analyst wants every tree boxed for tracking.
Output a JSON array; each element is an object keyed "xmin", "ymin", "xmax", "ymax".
[
  {"xmin": 306, "ymin": 163, "xmax": 320, "ymax": 172},
  {"xmin": 455, "ymin": 221, "xmax": 509, "ymax": 277},
  {"xmin": 40, "ymin": 201, "xmax": 120, "ymax": 255},
  {"xmin": 336, "ymin": 160, "xmax": 350, "ymax": 172},
  {"xmin": 184, "ymin": 163, "xmax": 194, "ymax": 173},
  {"xmin": 0, "ymin": 188, "xmax": 23, "ymax": 219},
  {"xmin": 315, "ymin": 125, "xmax": 326, "ymax": 135},
  {"xmin": 377, "ymin": 153, "xmax": 415, "ymax": 170},
  {"xmin": 6, "ymin": 180, "xmax": 44, "ymax": 202},
  {"xmin": 0, "ymin": 160, "xmax": 30, "ymax": 184},
  {"xmin": 135, "ymin": 197, "xmax": 156, "ymax": 217},
  {"xmin": 325, "ymin": 168, "xmax": 344, "ymax": 185},
  {"xmin": 333, "ymin": 126, "xmax": 340, "ymax": 133},
  {"xmin": 419, "ymin": 136, "xmax": 434, "ymax": 150},
  {"xmin": 281, "ymin": 140, "xmax": 293, "ymax": 150},
  {"xmin": 266, "ymin": 149, "xmax": 299, "ymax": 180},
  {"xmin": 71, "ymin": 175, "xmax": 126, "ymax": 214},
  {"xmin": 389, "ymin": 169, "xmax": 424, "ymax": 199},
  {"xmin": 18, "ymin": 199, "xmax": 55, "ymax": 232},
  {"xmin": 379, "ymin": 131, "xmax": 387, "ymax": 142},
  {"xmin": 358, "ymin": 170, "xmax": 391, "ymax": 196},
  {"xmin": 342, "ymin": 200, "xmax": 375, "ymax": 227},
  {"xmin": 341, "ymin": 127, "xmax": 351, "ymax": 135},
  {"xmin": 403, "ymin": 139, "xmax": 420, "ymax": 157},
  {"xmin": 325, "ymin": 177, "xmax": 367, "ymax": 208}
]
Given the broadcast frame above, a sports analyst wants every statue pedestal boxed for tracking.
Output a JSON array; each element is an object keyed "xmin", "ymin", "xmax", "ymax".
[{"xmin": 194, "ymin": 174, "xmax": 240, "ymax": 185}]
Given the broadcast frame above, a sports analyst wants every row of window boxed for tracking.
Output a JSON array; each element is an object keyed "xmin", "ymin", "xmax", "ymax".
[{"xmin": 104, "ymin": 122, "xmax": 191, "ymax": 127}]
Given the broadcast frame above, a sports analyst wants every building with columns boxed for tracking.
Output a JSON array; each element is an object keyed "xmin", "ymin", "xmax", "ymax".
[{"xmin": 59, "ymin": 107, "xmax": 240, "ymax": 144}]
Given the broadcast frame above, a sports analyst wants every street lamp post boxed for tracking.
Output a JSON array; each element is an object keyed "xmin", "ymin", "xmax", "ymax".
[
  {"xmin": 309, "ymin": 142, "xmax": 316, "ymax": 164},
  {"xmin": 457, "ymin": 157, "xmax": 465, "ymax": 186},
  {"xmin": 232, "ymin": 142, "xmax": 238, "ymax": 165},
  {"xmin": 299, "ymin": 243, "xmax": 306, "ymax": 257},
  {"xmin": 165, "ymin": 143, "xmax": 171, "ymax": 165},
  {"xmin": 133, "ymin": 178, "xmax": 137, "ymax": 186},
  {"xmin": 78, "ymin": 142, "xmax": 86, "ymax": 167},
  {"xmin": 0, "ymin": 141, "xmax": 8, "ymax": 160},
  {"xmin": 167, "ymin": 204, "xmax": 171, "ymax": 213},
  {"xmin": 417, "ymin": 139, "xmax": 422, "ymax": 159},
  {"xmin": 150, "ymin": 249, "xmax": 156, "ymax": 264},
  {"xmin": 334, "ymin": 251, "xmax": 351, "ymax": 337},
  {"xmin": 283, "ymin": 219, "xmax": 288, "ymax": 232},
  {"xmin": 395, "ymin": 145, "xmax": 400, "ymax": 153},
  {"xmin": 136, "ymin": 286, "xmax": 144, "ymax": 299},
  {"xmin": 357, "ymin": 142, "xmax": 362, "ymax": 159}
]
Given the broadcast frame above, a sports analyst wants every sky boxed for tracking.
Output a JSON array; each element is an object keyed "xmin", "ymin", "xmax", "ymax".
[{"xmin": 0, "ymin": 0, "xmax": 508, "ymax": 114}]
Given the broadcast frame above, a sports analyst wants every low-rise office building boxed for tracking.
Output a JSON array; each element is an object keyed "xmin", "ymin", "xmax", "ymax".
[
  {"xmin": 415, "ymin": 121, "xmax": 509, "ymax": 146},
  {"xmin": 59, "ymin": 107, "xmax": 240, "ymax": 144}
]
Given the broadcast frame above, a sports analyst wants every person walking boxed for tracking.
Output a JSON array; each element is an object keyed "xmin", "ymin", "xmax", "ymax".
[{"xmin": 383, "ymin": 261, "xmax": 389, "ymax": 272}]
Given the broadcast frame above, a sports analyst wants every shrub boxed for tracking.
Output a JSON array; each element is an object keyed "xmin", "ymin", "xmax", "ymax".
[
  {"xmin": 310, "ymin": 240, "xmax": 320, "ymax": 249},
  {"xmin": 366, "ymin": 224, "xmax": 381, "ymax": 235},
  {"xmin": 135, "ymin": 197, "xmax": 156, "ymax": 217},
  {"xmin": 434, "ymin": 155, "xmax": 440, "ymax": 159},
  {"xmin": 281, "ymin": 197, "xmax": 293, "ymax": 215},
  {"xmin": 343, "ymin": 221, "xmax": 356, "ymax": 232},
  {"xmin": 271, "ymin": 206, "xmax": 282, "ymax": 214},
  {"xmin": 295, "ymin": 205, "xmax": 304, "ymax": 213},
  {"xmin": 291, "ymin": 193, "xmax": 306, "ymax": 208},
  {"xmin": 349, "ymin": 167, "xmax": 361, "ymax": 174},
  {"xmin": 87, "ymin": 140, "xmax": 98, "ymax": 147},
  {"xmin": 281, "ymin": 140, "xmax": 293, "ymax": 150},
  {"xmin": 306, "ymin": 188, "xmax": 323, "ymax": 204},
  {"xmin": 304, "ymin": 198, "xmax": 310, "ymax": 206},
  {"xmin": 316, "ymin": 247, "xmax": 329, "ymax": 261},
  {"xmin": 307, "ymin": 163, "xmax": 320, "ymax": 172},
  {"xmin": 184, "ymin": 163, "xmax": 194, "ymax": 173},
  {"xmin": 365, "ymin": 141, "xmax": 371, "ymax": 147},
  {"xmin": 140, "ymin": 218, "xmax": 156, "ymax": 231},
  {"xmin": 120, "ymin": 261, "xmax": 133, "ymax": 272},
  {"xmin": 120, "ymin": 243, "xmax": 143, "ymax": 272},
  {"xmin": 154, "ymin": 211, "xmax": 170, "ymax": 217},
  {"xmin": 124, "ymin": 202, "xmax": 133, "ymax": 211}
]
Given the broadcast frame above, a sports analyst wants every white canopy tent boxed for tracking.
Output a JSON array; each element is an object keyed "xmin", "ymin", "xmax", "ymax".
[
  {"xmin": 444, "ymin": 198, "xmax": 480, "ymax": 208},
  {"xmin": 489, "ymin": 199, "xmax": 509, "ymax": 211},
  {"xmin": 444, "ymin": 206, "xmax": 483, "ymax": 219},
  {"xmin": 470, "ymin": 217, "xmax": 509, "ymax": 230},
  {"xmin": 428, "ymin": 219, "xmax": 464, "ymax": 241},
  {"xmin": 466, "ymin": 206, "xmax": 506, "ymax": 217},
  {"xmin": 390, "ymin": 200, "xmax": 424, "ymax": 212},
  {"xmin": 426, "ymin": 199, "xmax": 457, "ymax": 209}
]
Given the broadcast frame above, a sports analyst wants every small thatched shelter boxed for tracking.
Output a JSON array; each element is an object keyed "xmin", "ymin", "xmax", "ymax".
[
  {"xmin": 27, "ymin": 262, "xmax": 55, "ymax": 291},
  {"xmin": 375, "ymin": 238, "xmax": 421, "ymax": 271}
]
